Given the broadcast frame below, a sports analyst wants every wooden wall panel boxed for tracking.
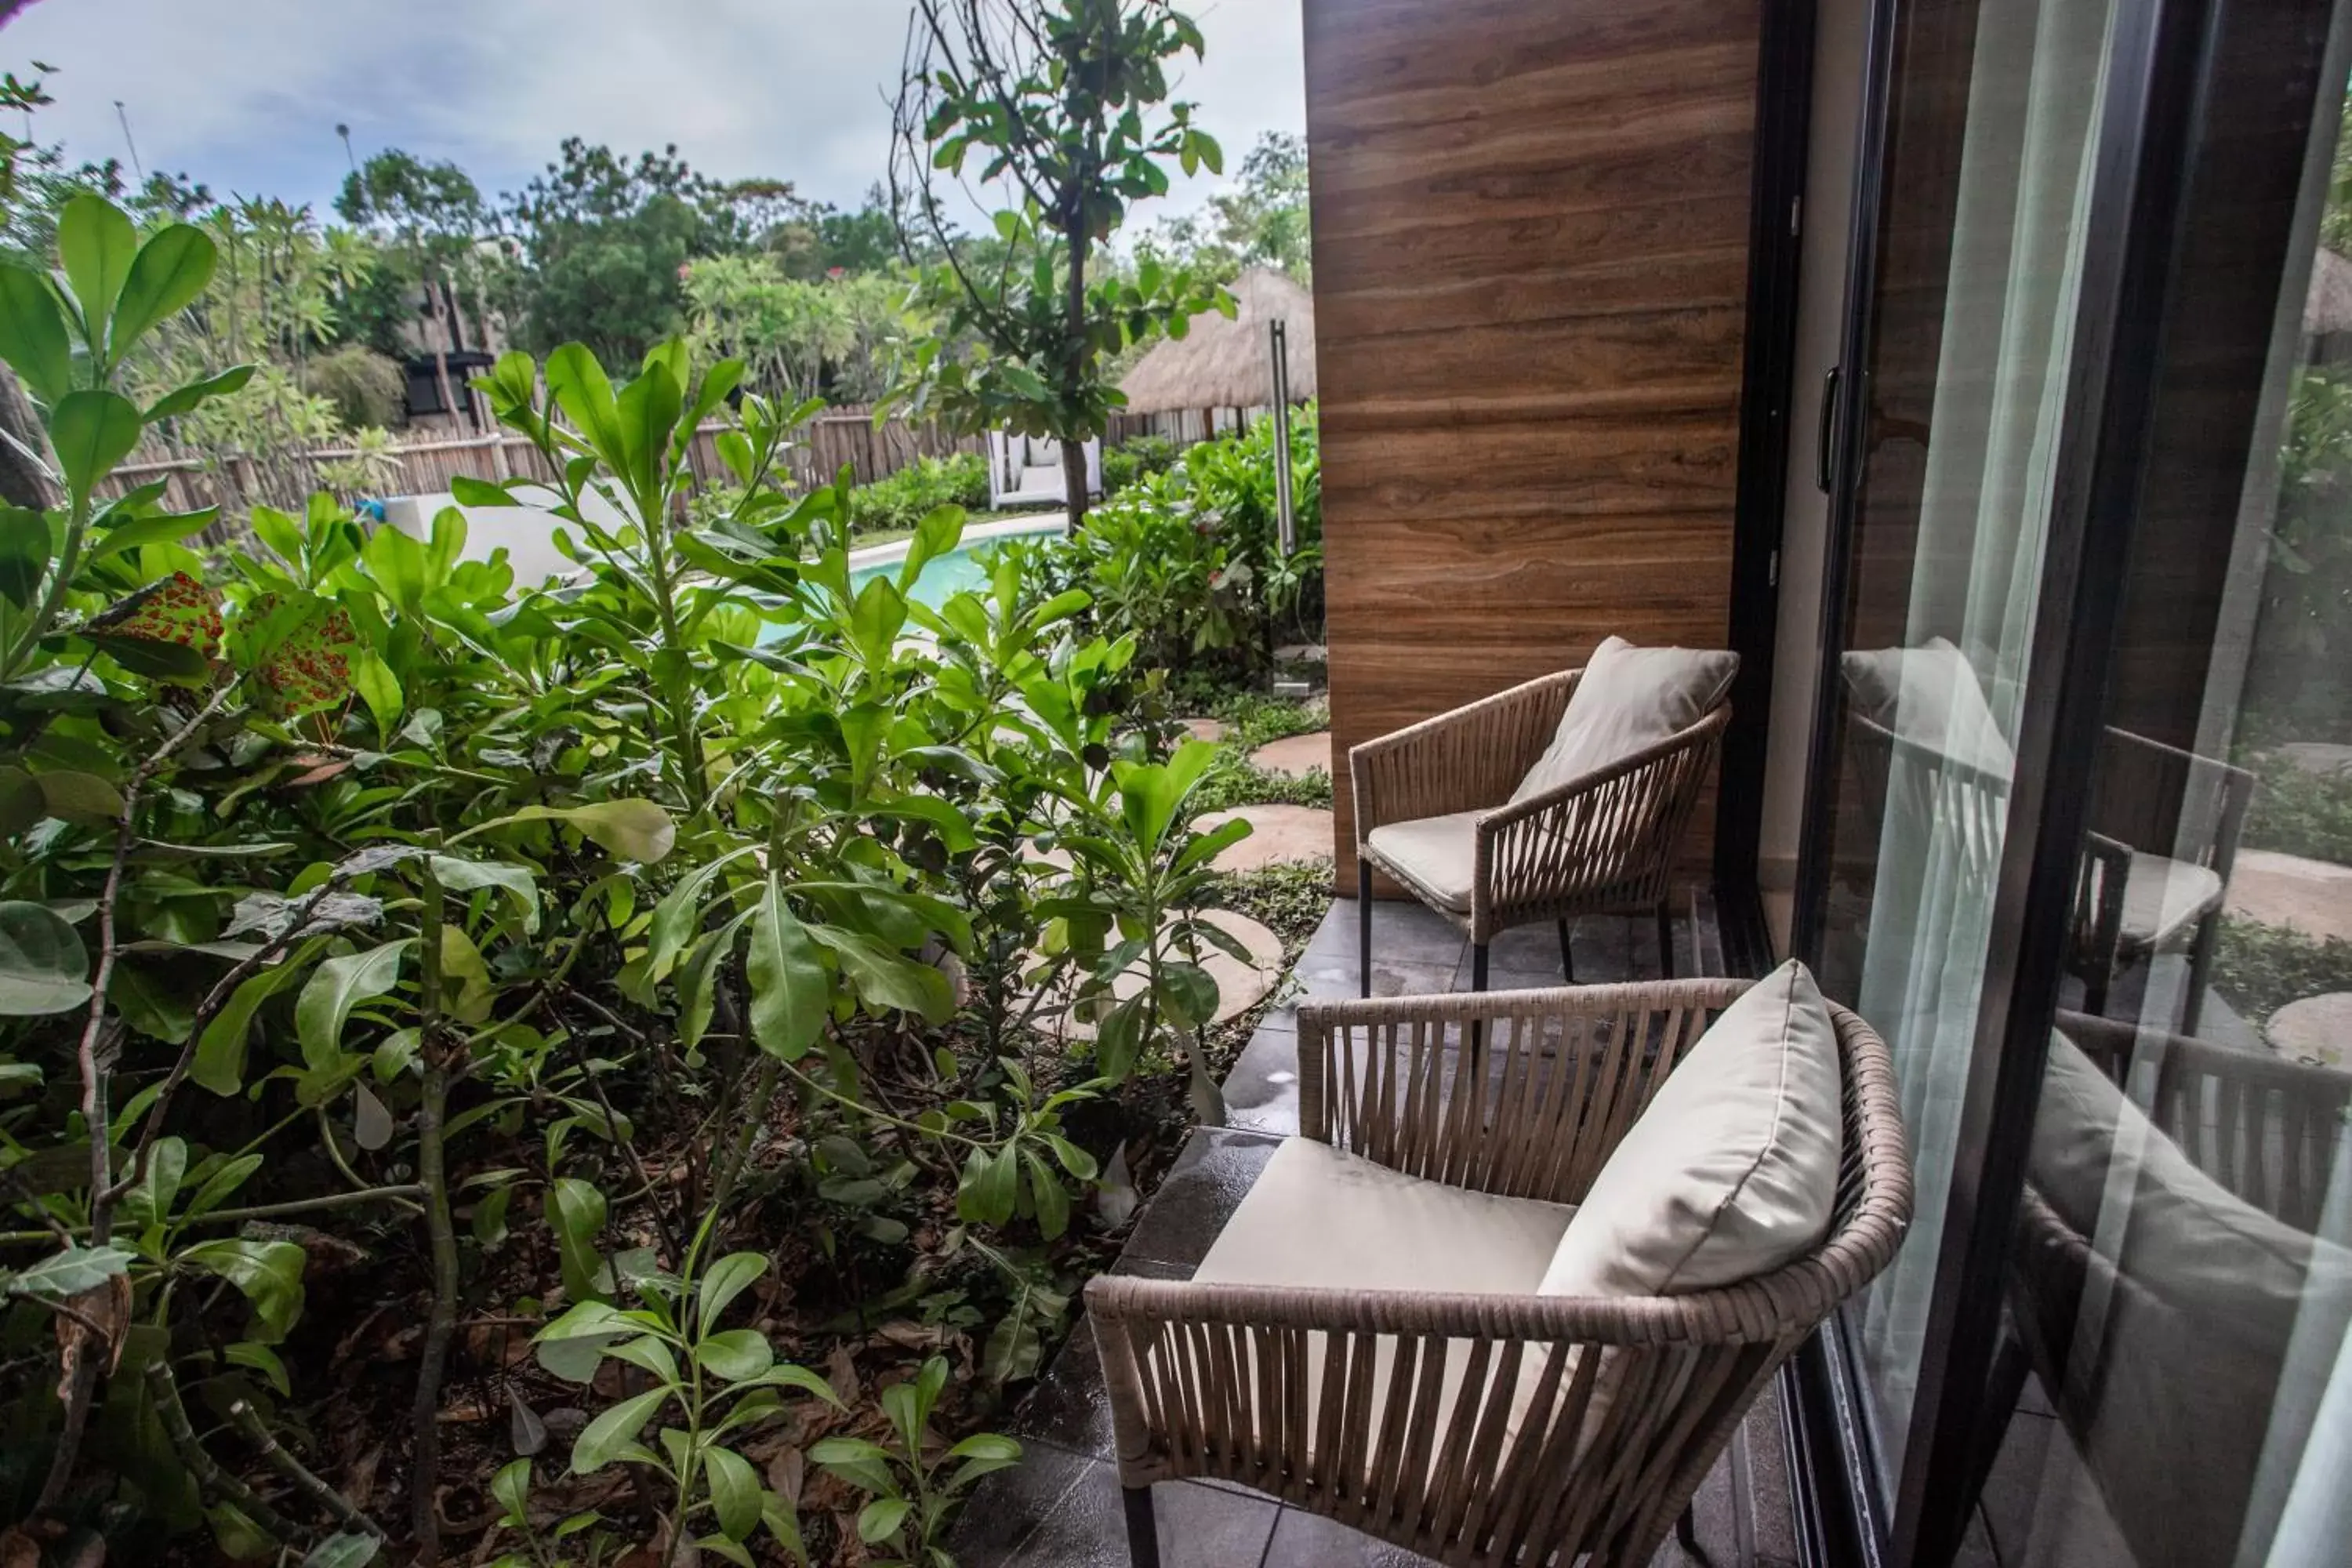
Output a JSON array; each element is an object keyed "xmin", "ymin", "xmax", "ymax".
[{"xmin": 1305, "ymin": 0, "xmax": 1762, "ymax": 876}]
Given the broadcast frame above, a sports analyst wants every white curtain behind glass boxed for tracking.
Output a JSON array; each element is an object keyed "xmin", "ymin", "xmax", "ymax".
[{"xmin": 1850, "ymin": 0, "xmax": 2118, "ymax": 1475}]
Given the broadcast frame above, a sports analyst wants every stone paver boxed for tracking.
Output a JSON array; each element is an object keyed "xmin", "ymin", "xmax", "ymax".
[
  {"xmin": 1194, "ymin": 804, "xmax": 1335, "ymax": 870},
  {"xmin": 1029, "ymin": 909, "xmax": 1284, "ymax": 1044},
  {"xmin": 2267, "ymin": 991, "xmax": 2352, "ymax": 1069},
  {"xmin": 1249, "ymin": 730, "xmax": 1332, "ymax": 779},
  {"xmin": 2277, "ymin": 741, "xmax": 2352, "ymax": 777},
  {"xmin": 2225, "ymin": 848, "xmax": 2352, "ymax": 942},
  {"xmin": 1180, "ymin": 717, "xmax": 1228, "ymax": 744}
]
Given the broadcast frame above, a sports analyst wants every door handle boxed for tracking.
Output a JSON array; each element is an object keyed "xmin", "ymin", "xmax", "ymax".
[{"xmin": 1817, "ymin": 366, "xmax": 1842, "ymax": 494}]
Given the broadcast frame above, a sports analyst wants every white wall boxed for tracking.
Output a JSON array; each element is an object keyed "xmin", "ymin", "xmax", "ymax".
[
  {"xmin": 379, "ymin": 485, "xmax": 629, "ymax": 589},
  {"xmin": 1758, "ymin": 0, "xmax": 1872, "ymax": 953}
]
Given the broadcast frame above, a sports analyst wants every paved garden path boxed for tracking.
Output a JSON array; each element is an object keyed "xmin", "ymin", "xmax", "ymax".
[
  {"xmin": 1247, "ymin": 731, "xmax": 1331, "ymax": 779},
  {"xmin": 1192, "ymin": 804, "xmax": 1334, "ymax": 871},
  {"xmin": 2226, "ymin": 848, "xmax": 2352, "ymax": 942}
]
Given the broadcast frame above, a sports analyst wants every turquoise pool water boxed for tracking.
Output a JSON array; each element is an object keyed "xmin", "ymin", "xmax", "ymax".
[{"xmin": 846, "ymin": 521, "xmax": 1060, "ymax": 610}]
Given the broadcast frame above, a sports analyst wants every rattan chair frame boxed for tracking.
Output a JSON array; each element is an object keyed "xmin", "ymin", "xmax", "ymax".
[
  {"xmin": 1085, "ymin": 979, "xmax": 1913, "ymax": 1568},
  {"xmin": 1348, "ymin": 670, "xmax": 1731, "ymax": 986}
]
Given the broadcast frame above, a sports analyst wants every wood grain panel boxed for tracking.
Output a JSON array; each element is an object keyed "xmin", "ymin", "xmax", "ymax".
[{"xmin": 1305, "ymin": 0, "xmax": 1760, "ymax": 883}]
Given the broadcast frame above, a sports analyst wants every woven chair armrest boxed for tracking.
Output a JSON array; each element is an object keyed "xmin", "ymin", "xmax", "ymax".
[
  {"xmin": 1349, "ymin": 670, "xmax": 1579, "ymax": 839},
  {"xmin": 1472, "ymin": 706, "xmax": 1730, "ymax": 920},
  {"xmin": 1084, "ymin": 1273, "xmax": 1819, "ymax": 1345},
  {"xmin": 1298, "ymin": 979, "xmax": 1751, "ymax": 1205}
]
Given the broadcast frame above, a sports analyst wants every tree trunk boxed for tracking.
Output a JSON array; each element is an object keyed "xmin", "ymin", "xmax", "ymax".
[
  {"xmin": 1061, "ymin": 437, "xmax": 1090, "ymax": 532},
  {"xmin": 0, "ymin": 366, "xmax": 57, "ymax": 512},
  {"xmin": 1062, "ymin": 207, "xmax": 1092, "ymax": 530}
]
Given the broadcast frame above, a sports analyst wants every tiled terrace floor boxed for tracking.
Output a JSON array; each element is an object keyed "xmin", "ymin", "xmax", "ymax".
[{"xmin": 951, "ymin": 893, "xmax": 1801, "ymax": 1568}]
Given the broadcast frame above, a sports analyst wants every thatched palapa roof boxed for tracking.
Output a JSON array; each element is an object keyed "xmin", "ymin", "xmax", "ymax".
[{"xmin": 1118, "ymin": 267, "xmax": 1318, "ymax": 414}]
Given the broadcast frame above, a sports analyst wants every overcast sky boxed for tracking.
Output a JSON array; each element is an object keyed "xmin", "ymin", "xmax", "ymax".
[{"xmin": 0, "ymin": 0, "xmax": 1304, "ymax": 223}]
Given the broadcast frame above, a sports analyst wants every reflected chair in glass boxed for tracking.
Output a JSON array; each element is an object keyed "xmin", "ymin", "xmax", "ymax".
[
  {"xmin": 1966, "ymin": 1011, "xmax": 2352, "ymax": 1568},
  {"xmin": 2063, "ymin": 730, "xmax": 2252, "ymax": 1031},
  {"xmin": 1086, "ymin": 980, "xmax": 1913, "ymax": 1568},
  {"xmin": 1347, "ymin": 670, "xmax": 1729, "ymax": 993}
]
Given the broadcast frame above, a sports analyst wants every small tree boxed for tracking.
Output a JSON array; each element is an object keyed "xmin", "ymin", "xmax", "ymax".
[{"xmin": 888, "ymin": 0, "xmax": 1229, "ymax": 525}]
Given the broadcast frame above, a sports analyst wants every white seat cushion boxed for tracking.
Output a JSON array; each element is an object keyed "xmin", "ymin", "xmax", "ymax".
[
  {"xmin": 1540, "ymin": 959, "xmax": 1842, "ymax": 1297},
  {"xmin": 1196, "ymin": 1137, "xmax": 1573, "ymax": 1295},
  {"xmin": 1362, "ymin": 811, "xmax": 1482, "ymax": 913},
  {"xmin": 1192, "ymin": 1138, "xmax": 1576, "ymax": 1457},
  {"xmin": 2115, "ymin": 851, "xmax": 2223, "ymax": 951},
  {"xmin": 1511, "ymin": 637, "xmax": 1738, "ymax": 804}
]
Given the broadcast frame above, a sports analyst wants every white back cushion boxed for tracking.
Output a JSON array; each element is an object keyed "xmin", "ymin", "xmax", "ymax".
[
  {"xmin": 1841, "ymin": 639, "xmax": 2015, "ymax": 779},
  {"xmin": 1511, "ymin": 636, "xmax": 1737, "ymax": 803},
  {"xmin": 1539, "ymin": 960, "xmax": 1843, "ymax": 1297}
]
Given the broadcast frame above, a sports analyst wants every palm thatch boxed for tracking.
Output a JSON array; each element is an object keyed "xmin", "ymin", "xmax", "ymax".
[{"xmin": 1118, "ymin": 267, "xmax": 1318, "ymax": 414}]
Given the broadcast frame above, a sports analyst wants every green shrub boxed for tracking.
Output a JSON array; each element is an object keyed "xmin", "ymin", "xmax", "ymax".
[
  {"xmin": 2212, "ymin": 916, "xmax": 2352, "ymax": 1025},
  {"xmin": 300, "ymin": 343, "xmax": 408, "ymax": 430},
  {"xmin": 2242, "ymin": 755, "xmax": 2352, "ymax": 864},
  {"xmin": 1102, "ymin": 432, "xmax": 1179, "ymax": 495},
  {"xmin": 848, "ymin": 450, "xmax": 990, "ymax": 535}
]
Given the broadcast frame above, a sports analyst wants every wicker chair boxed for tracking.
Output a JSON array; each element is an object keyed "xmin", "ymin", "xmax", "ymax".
[
  {"xmin": 1085, "ymin": 979, "xmax": 1913, "ymax": 1568},
  {"xmin": 1349, "ymin": 670, "xmax": 1730, "ymax": 993}
]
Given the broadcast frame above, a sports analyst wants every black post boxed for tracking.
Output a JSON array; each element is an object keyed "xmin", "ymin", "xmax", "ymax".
[
  {"xmin": 1123, "ymin": 1484, "xmax": 1161, "ymax": 1568},
  {"xmin": 1358, "ymin": 858, "xmax": 1373, "ymax": 998},
  {"xmin": 1557, "ymin": 919, "xmax": 1576, "ymax": 983},
  {"xmin": 1656, "ymin": 900, "xmax": 1677, "ymax": 979},
  {"xmin": 1470, "ymin": 942, "xmax": 1490, "ymax": 993}
]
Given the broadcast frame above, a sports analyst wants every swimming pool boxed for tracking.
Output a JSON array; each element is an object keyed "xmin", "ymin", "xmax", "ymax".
[{"xmin": 845, "ymin": 514, "xmax": 1064, "ymax": 609}]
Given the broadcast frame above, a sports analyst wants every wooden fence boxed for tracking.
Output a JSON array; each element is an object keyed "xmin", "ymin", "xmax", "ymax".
[{"xmin": 93, "ymin": 402, "xmax": 988, "ymax": 518}]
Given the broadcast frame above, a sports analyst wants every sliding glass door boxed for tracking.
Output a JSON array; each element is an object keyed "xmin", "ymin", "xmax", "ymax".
[{"xmin": 1792, "ymin": 0, "xmax": 2352, "ymax": 1557}]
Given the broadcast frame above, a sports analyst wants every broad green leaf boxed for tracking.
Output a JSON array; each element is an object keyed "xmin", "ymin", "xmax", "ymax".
[
  {"xmin": 647, "ymin": 844, "xmax": 757, "ymax": 982},
  {"xmin": 56, "ymin": 194, "xmax": 136, "ymax": 349},
  {"xmin": 87, "ymin": 508, "xmax": 220, "ymax": 561},
  {"xmin": 225, "ymin": 1340, "xmax": 290, "ymax": 1397},
  {"xmin": 811, "ymin": 924, "xmax": 952, "ymax": 1023},
  {"xmin": 0, "ymin": 901, "xmax": 91, "ymax": 1015},
  {"xmin": 430, "ymin": 855, "xmax": 540, "ymax": 934},
  {"xmin": 696, "ymin": 1328, "xmax": 774, "ymax": 1382},
  {"xmin": 549, "ymin": 1177, "xmax": 608, "ymax": 1303},
  {"xmin": 34, "ymin": 770, "xmax": 123, "ymax": 822},
  {"xmin": 5, "ymin": 1243, "xmax": 135, "ymax": 1298},
  {"xmin": 0, "ymin": 508, "xmax": 43, "ymax": 608},
  {"xmin": 108, "ymin": 223, "xmax": 217, "ymax": 361},
  {"xmin": 299, "ymin": 1530, "xmax": 380, "ymax": 1568},
  {"xmin": 181, "ymin": 1237, "xmax": 306, "ymax": 1341},
  {"xmin": 746, "ymin": 876, "xmax": 828, "ymax": 1062},
  {"xmin": 0, "ymin": 266, "xmax": 71, "ymax": 400},
  {"xmin": 449, "ymin": 474, "xmax": 519, "ymax": 506},
  {"xmin": 697, "ymin": 1251, "xmax": 767, "ymax": 1337},
  {"xmin": 361, "ymin": 519, "xmax": 431, "ymax": 619},
  {"xmin": 543, "ymin": 344, "xmax": 629, "ymax": 479},
  {"xmin": 703, "ymin": 1445, "xmax": 763, "ymax": 1541},
  {"xmin": 117, "ymin": 1136, "xmax": 187, "ymax": 1231},
  {"xmin": 856, "ymin": 1497, "xmax": 912, "ymax": 1545},
  {"xmin": 483, "ymin": 800, "xmax": 676, "ymax": 865},
  {"xmin": 47, "ymin": 389, "xmax": 143, "ymax": 503},
  {"xmin": 294, "ymin": 939, "xmax": 412, "ymax": 1071},
  {"xmin": 676, "ymin": 909, "xmax": 753, "ymax": 1054},
  {"xmin": 145, "ymin": 363, "xmax": 256, "ymax": 423},
  {"xmin": 569, "ymin": 1386, "xmax": 669, "ymax": 1474},
  {"xmin": 492, "ymin": 1457, "xmax": 532, "ymax": 1523},
  {"xmin": 438, "ymin": 924, "xmax": 494, "ymax": 1024},
  {"xmin": 615, "ymin": 358, "xmax": 684, "ymax": 502},
  {"xmin": 1025, "ymin": 1149, "xmax": 1070, "ymax": 1240},
  {"xmin": 184, "ymin": 1153, "xmax": 264, "ymax": 1219},
  {"xmin": 224, "ymin": 590, "xmax": 362, "ymax": 716}
]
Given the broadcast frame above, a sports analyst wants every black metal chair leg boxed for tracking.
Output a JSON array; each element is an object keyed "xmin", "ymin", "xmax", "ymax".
[
  {"xmin": 1123, "ymin": 1483, "xmax": 1160, "ymax": 1568},
  {"xmin": 1557, "ymin": 919, "xmax": 1575, "ymax": 982},
  {"xmin": 1657, "ymin": 898, "xmax": 1676, "ymax": 979},
  {"xmin": 1357, "ymin": 858, "xmax": 1373, "ymax": 999},
  {"xmin": 1471, "ymin": 942, "xmax": 1490, "ymax": 993},
  {"xmin": 1676, "ymin": 1501, "xmax": 1704, "ymax": 1562}
]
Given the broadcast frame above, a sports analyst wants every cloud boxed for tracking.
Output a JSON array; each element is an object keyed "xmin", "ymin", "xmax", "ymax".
[{"xmin": 1, "ymin": 0, "xmax": 1302, "ymax": 220}]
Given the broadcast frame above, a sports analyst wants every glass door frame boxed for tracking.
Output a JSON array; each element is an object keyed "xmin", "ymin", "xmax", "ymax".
[{"xmin": 1785, "ymin": 0, "xmax": 2231, "ymax": 1555}]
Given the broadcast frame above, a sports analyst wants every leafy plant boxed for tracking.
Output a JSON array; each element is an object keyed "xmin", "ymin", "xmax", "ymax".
[
  {"xmin": 886, "ymin": 0, "xmax": 1229, "ymax": 524},
  {"xmin": 849, "ymin": 452, "xmax": 992, "ymax": 538},
  {"xmin": 810, "ymin": 1356, "xmax": 1021, "ymax": 1568},
  {"xmin": 535, "ymin": 1236, "xmax": 840, "ymax": 1566}
]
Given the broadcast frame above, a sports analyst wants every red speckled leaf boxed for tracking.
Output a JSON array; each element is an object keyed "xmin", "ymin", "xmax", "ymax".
[
  {"xmin": 88, "ymin": 571, "xmax": 223, "ymax": 653},
  {"xmin": 225, "ymin": 592, "xmax": 363, "ymax": 717}
]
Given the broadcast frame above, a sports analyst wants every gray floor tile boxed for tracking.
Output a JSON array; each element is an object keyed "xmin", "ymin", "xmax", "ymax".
[
  {"xmin": 1264, "ymin": 1507, "xmax": 1438, "ymax": 1566},
  {"xmin": 1006, "ymin": 1319, "xmax": 1114, "ymax": 1460},
  {"xmin": 1011, "ymin": 1469, "xmax": 1279, "ymax": 1568},
  {"xmin": 946, "ymin": 1438, "xmax": 1098, "ymax": 1567},
  {"xmin": 1116, "ymin": 1127, "xmax": 1281, "ymax": 1272}
]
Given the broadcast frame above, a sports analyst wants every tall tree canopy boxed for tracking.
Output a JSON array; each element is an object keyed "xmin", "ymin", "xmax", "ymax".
[{"xmin": 888, "ymin": 0, "xmax": 1229, "ymax": 523}]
